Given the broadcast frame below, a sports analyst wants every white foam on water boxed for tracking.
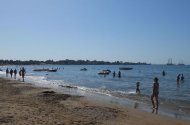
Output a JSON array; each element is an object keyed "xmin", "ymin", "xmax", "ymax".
[
  {"xmin": 76, "ymin": 86, "xmax": 112, "ymax": 96},
  {"xmin": 128, "ymin": 90, "xmax": 136, "ymax": 94},
  {"xmin": 25, "ymin": 75, "xmax": 66, "ymax": 89},
  {"xmin": 0, "ymin": 71, "xmax": 5, "ymax": 75}
]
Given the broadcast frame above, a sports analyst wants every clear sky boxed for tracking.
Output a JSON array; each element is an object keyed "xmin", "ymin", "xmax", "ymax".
[{"xmin": 0, "ymin": 0, "xmax": 190, "ymax": 64}]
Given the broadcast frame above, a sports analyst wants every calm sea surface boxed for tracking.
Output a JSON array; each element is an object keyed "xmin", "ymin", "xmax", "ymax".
[{"xmin": 1, "ymin": 65, "xmax": 190, "ymax": 119}]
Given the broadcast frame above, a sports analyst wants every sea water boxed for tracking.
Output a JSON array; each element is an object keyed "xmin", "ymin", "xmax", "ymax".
[{"xmin": 0, "ymin": 65, "xmax": 190, "ymax": 120}]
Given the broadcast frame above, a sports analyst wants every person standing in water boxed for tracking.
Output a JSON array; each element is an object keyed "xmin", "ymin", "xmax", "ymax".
[
  {"xmin": 177, "ymin": 74, "xmax": 180, "ymax": 83},
  {"xmin": 162, "ymin": 70, "xmax": 165, "ymax": 76},
  {"xmin": 181, "ymin": 74, "xmax": 184, "ymax": 81},
  {"xmin": 113, "ymin": 71, "xmax": 116, "ymax": 78},
  {"xmin": 151, "ymin": 77, "xmax": 159, "ymax": 109},
  {"xmin": 118, "ymin": 71, "xmax": 121, "ymax": 78},
  {"xmin": 136, "ymin": 82, "xmax": 140, "ymax": 94}
]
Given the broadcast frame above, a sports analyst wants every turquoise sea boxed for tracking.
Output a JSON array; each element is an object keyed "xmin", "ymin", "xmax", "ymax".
[{"xmin": 0, "ymin": 65, "xmax": 190, "ymax": 120}]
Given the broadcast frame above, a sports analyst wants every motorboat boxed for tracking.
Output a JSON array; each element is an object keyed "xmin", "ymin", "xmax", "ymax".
[
  {"xmin": 48, "ymin": 69, "xmax": 57, "ymax": 72},
  {"xmin": 98, "ymin": 70, "xmax": 111, "ymax": 75},
  {"xmin": 119, "ymin": 67, "xmax": 133, "ymax": 70},
  {"xmin": 80, "ymin": 68, "xmax": 87, "ymax": 71},
  {"xmin": 33, "ymin": 68, "xmax": 57, "ymax": 72}
]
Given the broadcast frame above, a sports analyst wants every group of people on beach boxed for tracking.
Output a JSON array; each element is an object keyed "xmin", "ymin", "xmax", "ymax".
[
  {"xmin": 136, "ymin": 70, "xmax": 186, "ymax": 110},
  {"xmin": 6, "ymin": 67, "xmax": 26, "ymax": 82},
  {"xmin": 2, "ymin": 67, "xmax": 186, "ymax": 111},
  {"xmin": 136, "ymin": 77, "xmax": 159, "ymax": 110}
]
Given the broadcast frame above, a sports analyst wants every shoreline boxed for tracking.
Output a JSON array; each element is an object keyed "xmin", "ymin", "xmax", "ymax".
[
  {"xmin": 80, "ymin": 90, "xmax": 190, "ymax": 121},
  {"xmin": 27, "ymin": 75, "xmax": 190, "ymax": 121},
  {"xmin": 0, "ymin": 77, "xmax": 190, "ymax": 125},
  {"xmin": 1, "ymin": 68, "xmax": 190, "ymax": 122}
]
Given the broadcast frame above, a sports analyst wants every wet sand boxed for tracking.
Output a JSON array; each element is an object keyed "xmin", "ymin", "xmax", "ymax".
[{"xmin": 0, "ymin": 78, "xmax": 189, "ymax": 125}]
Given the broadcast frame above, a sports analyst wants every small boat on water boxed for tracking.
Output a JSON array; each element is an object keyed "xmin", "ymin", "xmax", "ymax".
[
  {"xmin": 178, "ymin": 60, "xmax": 185, "ymax": 66},
  {"xmin": 48, "ymin": 69, "xmax": 57, "ymax": 72},
  {"xmin": 33, "ymin": 68, "xmax": 57, "ymax": 72},
  {"xmin": 119, "ymin": 67, "xmax": 133, "ymax": 70},
  {"xmin": 80, "ymin": 68, "xmax": 87, "ymax": 71},
  {"xmin": 178, "ymin": 63, "xmax": 185, "ymax": 66},
  {"xmin": 98, "ymin": 69, "xmax": 111, "ymax": 75},
  {"xmin": 166, "ymin": 58, "xmax": 174, "ymax": 65}
]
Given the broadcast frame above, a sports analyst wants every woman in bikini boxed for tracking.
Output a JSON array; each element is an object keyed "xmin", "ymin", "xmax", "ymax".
[{"xmin": 151, "ymin": 77, "xmax": 159, "ymax": 109}]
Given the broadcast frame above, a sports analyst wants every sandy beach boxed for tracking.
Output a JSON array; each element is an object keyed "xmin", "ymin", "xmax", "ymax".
[{"xmin": 0, "ymin": 78, "xmax": 189, "ymax": 125}]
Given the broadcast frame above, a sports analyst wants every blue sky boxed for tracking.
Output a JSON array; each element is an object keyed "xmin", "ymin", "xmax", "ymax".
[{"xmin": 0, "ymin": 0, "xmax": 190, "ymax": 64}]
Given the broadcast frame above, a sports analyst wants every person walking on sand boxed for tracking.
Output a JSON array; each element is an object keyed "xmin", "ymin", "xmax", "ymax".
[
  {"xmin": 6, "ymin": 68, "xmax": 9, "ymax": 77},
  {"xmin": 21, "ymin": 67, "xmax": 26, "ymax": 82},
  {"xmin": 10, "ymin": 69, "xmax": 13, "ymax": 78},
  {"xmin": 136, "ymin": 82, "xmax": 141, "ymax": 94},
  {"xmin": 151, "ymin": 77, "xmax": 159, "ymax": 109},
  {"xmin": 14, "ymin": 69, "xmax": 17, "ymax": 79}
]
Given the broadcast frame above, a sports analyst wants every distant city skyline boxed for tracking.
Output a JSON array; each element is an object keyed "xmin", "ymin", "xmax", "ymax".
[{"xmin": 0, "ymin": 0, "xmax": 190, "ymax": 64}]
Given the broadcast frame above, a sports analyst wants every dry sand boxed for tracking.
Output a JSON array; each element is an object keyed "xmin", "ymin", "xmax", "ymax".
[{"xmin": 0, "ymin": 78, "xmax": 189, "ymax": 125}]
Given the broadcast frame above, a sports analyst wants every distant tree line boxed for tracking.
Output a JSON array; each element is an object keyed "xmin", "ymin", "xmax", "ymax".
[{"xmin": 0, "ymin": 59, "xmax": 150, "ymax": 65}]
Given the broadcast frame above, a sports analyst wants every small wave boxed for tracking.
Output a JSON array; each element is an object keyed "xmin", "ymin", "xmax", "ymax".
[
  {"xmin": 0, "ymin": 71, "xmax": 6, "ymax": 75},
  {"xmin": 59, "ymin": 85, "xmax": 77, "ymax": 89},
  {"xmin": 26, "ymin": 75, "xmax": 47, "ymax": 82},
  {"xmin": 76, "ymin": 86, "xmax": 112, "ymax": 96},
  {"xmin": 76, "ymin": 86, "xmax": 140, "ymax": 98}
]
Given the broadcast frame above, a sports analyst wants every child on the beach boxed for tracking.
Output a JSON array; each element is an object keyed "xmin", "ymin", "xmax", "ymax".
[
  {"xmin": 151, "ymin": 77, "xmax": 159, "ymax": 109},
  {"xmin": 136, "ymin": 82, "xmax": 140, "ymax": 94}
]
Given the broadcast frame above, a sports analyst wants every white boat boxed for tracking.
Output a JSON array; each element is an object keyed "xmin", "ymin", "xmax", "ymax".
[
  {"xmin": 178, "ymin": 60, "xmax": 185, "ymax": 66},
  {"xmin": 33, "ymin": 68, "xmax": 57, "ymax": 72},
  {"xmin": 167, "ymin": 58, "xmax": 174, "ymax": 65},
  {"xmin": 98, "ymin": 70, "xmax": 111, "ymax": 75}
]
